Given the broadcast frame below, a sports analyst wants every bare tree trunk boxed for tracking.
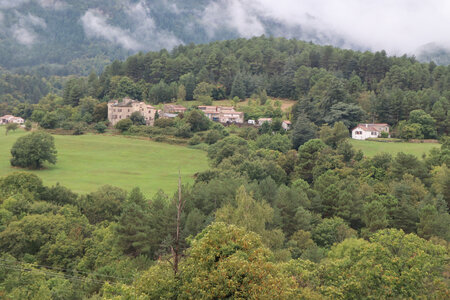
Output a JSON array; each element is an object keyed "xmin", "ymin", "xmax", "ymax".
[{"xmin": 173, "ymin": 170, "xmax": 185, "ymax": 275}]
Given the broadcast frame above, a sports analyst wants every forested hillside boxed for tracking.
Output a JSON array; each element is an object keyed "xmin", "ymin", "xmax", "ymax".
[
  {"xmin": 54, "ymin": 36, "xmax": 449, "ymax": 138},
  {"xmin": 0, "ymin": 133, "xmax": 449, "ymax": 298},
  {"xmin": 1, "ymin": 0, "xmax": 450, "ymax": 76}
]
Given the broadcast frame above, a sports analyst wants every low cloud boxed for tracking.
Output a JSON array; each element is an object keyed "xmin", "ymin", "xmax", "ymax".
[
  {"xmin": 10, "ymin": 12, "xmax": 46, "ymax": 46},
  {"xmin": 37, "ymin": 0, "xmax": 68, "ymax": 10},
  {"xmin": 0, "ymin": 0, "xmax": 67, "ymax": 10},
  {"xmin": 0, "ymin": 0, "xmax": 29, "ymax": 9},
  {"xmin": 199, "ymin": 0, "xmax": 450, "ymax": 55},
  {"xmin": 201, "ymin": 0, "xmax": 265, "ymax": 38},
  {"xmin": 81, "ymin": 0, "xmax": 182, "ymax": 51},
  {"xmin": 11, "ymin": 25, "xmax": 36, "ymax": 45},
  {"xmin": 81, "ymin": 9, "xmax": 142, "ymax": 50}
]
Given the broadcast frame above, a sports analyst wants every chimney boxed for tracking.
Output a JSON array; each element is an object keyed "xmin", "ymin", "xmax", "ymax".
[{"xmin": 365, "ymin": 124, "xmax": 368, "ymax": 128}]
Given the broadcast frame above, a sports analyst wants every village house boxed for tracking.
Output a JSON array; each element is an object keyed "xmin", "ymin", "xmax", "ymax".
[
  {"xmin": 163, "ymin": 104, "xmax": 187, "ymax": 115},
  {"xmin": 0, "ymin": 115, "xmax": 24, "ymax": 125},
  {"xmin": 160, "ymin": 104, "xmax": 187, "ymax": 119},
  {"xmin": 352, "ymin": 123, "xmax": 390, "ymax": 140},
  {"xmin": 108, "ymin": 98, "xmax": 157, "ymax": 126},
  {"xmin": 257, "ymin": 118, "xmax": 272, "ymax": 126},
  {"xmin": 282, "ymin": 120, "xmax": 291, "ymax": 130},
  {"xmin": 198, "ymin": 106, "xmax": 244, "ymax": 124}
]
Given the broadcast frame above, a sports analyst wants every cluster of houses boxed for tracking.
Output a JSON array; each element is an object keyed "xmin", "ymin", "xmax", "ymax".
[
  {"xmin": 107, "ymin": 98, "xmax": 292, "ymax": 128},
  {"xmin": 0, "ymin": 115, "xmax": 24, "ymax": 125},
  {"xmin": 107, "ymin": 99, "xmax": 390, "ymax": 139}
]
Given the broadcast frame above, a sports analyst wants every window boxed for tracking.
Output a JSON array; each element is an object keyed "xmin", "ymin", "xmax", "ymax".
[
  {"xmin": 128, "ymin": 109, "xmax": 130, "ymax": 112},
  {"xmin": 355, "ymin": 131, "xmax": 362, "ymax": 135},
  {"xmin": 371, "ymin": 131, "xmax": 378, "ymax": 135},
  {"xmin": 118, "ymin": 109, "xmax": 122, "ymax": 112}
]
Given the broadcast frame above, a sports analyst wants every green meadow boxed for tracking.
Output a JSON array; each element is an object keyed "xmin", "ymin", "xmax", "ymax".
[
  {"xmin": 350, "ymin": 139, "xmax": 440, "ymax": 158},
  {"xmin": 0, "ymin": 127, "xmax": 208, "ymax": 197}
]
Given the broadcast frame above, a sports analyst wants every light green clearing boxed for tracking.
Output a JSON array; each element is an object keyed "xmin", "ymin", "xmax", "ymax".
[
  {"xmin": 0, "ymin": 126, "xmax": 208, "ymax": 197},
  {"xmin": 350, "ymin": 139, "xmax": 440, "ymax": 158}
]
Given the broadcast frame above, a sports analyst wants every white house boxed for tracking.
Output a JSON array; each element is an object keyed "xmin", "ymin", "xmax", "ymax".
[
  {"xmin": 282, "ymin": 120, "xmax": 291, "ymax": 130},
  {"xmin": 352, "ymin": 123, "xmax": 390, "ymax": 140},
  {"xmin": 1, "ymin": 115, "xmax": 24, "ymax": 125}
]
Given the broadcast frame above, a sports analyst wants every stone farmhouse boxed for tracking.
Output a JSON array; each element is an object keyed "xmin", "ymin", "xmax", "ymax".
[
  {"xmin": 0, "ymin": 115, "xmax": 24, "ymax": 125},
  {"xmin": 198, "ymin": 106, "xmax": 244, "ymax": 124},
  {"xmin": 161, "ymin": 104, "xmax": 187, "ymax": 119},
  {"xmin": 352, "ymin": 123, "xmax": 390, "ymax": 140},
  {"xmin": 163, "ymin": 104, "xmax": 187, "ymax": 114},
  {"xmin": 257, "ymin": 118, "xmax": 272, "ymax": 126},
  {"xmin": 108, "ymin": 98, "xmax": 157, "ymax": 126}
]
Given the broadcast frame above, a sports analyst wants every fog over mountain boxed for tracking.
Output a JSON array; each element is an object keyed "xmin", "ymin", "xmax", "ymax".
[{"xmin": 1, "ymin": 0, "xmax": 449, "ymax": 74}]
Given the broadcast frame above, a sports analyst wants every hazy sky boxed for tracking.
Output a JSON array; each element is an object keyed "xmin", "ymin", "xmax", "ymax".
[
  {"xmin": 201, "ymin": 0, "xmax": 450, "ymax": 54},
  {"xmin": 1, "ymin": 0, "xmax": 450, "ymax": 55}
]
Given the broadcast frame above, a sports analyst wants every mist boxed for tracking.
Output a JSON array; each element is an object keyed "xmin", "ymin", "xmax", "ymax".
[
  {"xmin": 200, "ymin": 0, "xmax": 450, "ymax": 55},
  {"xmin": 81, "ymin": 0, "xmax": 182, "ymax": 51},
  {"xmin": 1, "ymin": 0, "xmax": 449, "ymax": 56}
]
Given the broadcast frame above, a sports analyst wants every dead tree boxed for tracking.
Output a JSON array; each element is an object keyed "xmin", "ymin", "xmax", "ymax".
[{"xmin": 171, "ymin": 170, "xmax": 185, "ymax": 275}]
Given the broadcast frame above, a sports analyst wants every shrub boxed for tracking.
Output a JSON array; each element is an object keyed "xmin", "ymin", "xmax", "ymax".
[
  {"xmin": 204, "ymin": 130, "xmax": 223, "ymax": 145},
  {"xmin": 94, "ymin": 122, "xmax": 107, "ymax": 133},
  {"xmin": 189, "ymin": 135, "xmax": 202, "ymax": 145},
  {"xmin": 24, "ymin": 120, "xmax": 32, "ymax": 131},
  {"xmin": 5, "ymin": 123, "xmax": 18, "ymax": 135},
  {"xmin": 73, "ymin": 123, "xmax": 87, "ymax": 135},
  {"xmin": 61, "ymin": 121, "xmax": 75, "ymax": 130},
  {"xmin": 175, "ymin": 123, "xmax": 193, "ymax": 138},
  {"xmin": 115, "ymin": 119, "xmax": 133, "ymax": 132},
  {"xmin": 154, "ymin": 118, "xmax": 175, "ymax": 128}
]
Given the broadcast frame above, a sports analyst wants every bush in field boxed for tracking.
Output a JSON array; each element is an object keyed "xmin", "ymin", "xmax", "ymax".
[{"xmin": 115, "ymin": 119, "xmax": 133, "ymax": 132}]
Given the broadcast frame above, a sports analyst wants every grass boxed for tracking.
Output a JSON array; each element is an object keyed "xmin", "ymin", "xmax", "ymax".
[
  {"xmin": 0, "ymin": 127, "xmax": 208, "ymax": 197},
  {"xmin": 350, "ymin": 139, "xmax": 440, "ymax": 158}
]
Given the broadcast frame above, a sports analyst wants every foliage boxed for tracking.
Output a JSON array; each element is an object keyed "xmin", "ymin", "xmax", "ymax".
[
  {"xmin": 5, "ymin": 123, "xmax": 19, "ymax": 136},
  {"xmin": 10, "ymin": 132, "xmax": 57, "ymax": 169},
  {"xmin": 292, "ymin": 115, "xmax": 317, "ymax": 149},
  {"xmin": 114, "ymin": 119, "xmax": 133, "ymax": 132}
]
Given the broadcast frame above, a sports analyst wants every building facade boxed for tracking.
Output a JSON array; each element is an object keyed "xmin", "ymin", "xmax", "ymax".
[
  {"xmin": 108, "ymin": 98, "xmax": 157, "ymax": 126},
  {"xmin": 282, "ymin": 120, "xmax": 291, "ymax": 130},
  {"xmin": 352, "ymin": 123, "xmax": 390, "ymax": 140},
  {"xmin": 163, "ymin": 104, "xmax": 187, "ymax": 114},
  {"xmin": 0, "ymin": 115, "xmax": 24, "ymax": 124},
  {"xmin": 198, "ymin": 106, "xmax": 244, "ymax": 124}
]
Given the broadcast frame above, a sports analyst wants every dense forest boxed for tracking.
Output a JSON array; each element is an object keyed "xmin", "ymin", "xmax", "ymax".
[{"xmin": 0, "ymin": 129, "xmax": 449, "ymax": 298}]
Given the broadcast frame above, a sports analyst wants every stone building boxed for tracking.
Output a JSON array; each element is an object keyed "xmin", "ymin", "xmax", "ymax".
[
  {"xmin": 108, "ymin": 98, "xmax": 157, "ymax": 126},
  {"xmin": 198, "ymin": 106, "xmax": 244, "ymax": 123}
]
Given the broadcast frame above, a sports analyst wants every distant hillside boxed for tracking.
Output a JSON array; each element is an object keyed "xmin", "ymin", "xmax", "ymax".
[{"xmin": 2, "ymin": 0, "xmax": 448, "ymax": 77}]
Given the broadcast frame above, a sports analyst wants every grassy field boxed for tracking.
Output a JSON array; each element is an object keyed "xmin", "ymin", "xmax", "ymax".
[
  {"xmin": 0, "ymin": 127, "xmax": 208, "ymax": 197},
  {"xmin": 350, "ymin": 139, "xmax": 440, "ymax": 158}
]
